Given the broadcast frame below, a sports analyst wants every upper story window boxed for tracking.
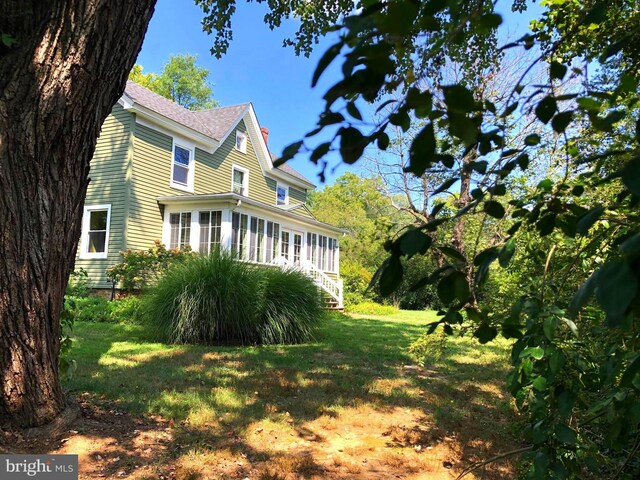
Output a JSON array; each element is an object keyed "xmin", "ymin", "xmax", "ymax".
[
  {"xmin": 171, "ymin": 142, "xmax": 194, "ymax": 192},
  {"xmin": 276, "ymin": 184, "xmax": 289, "ymax": 206},
  {"xmin": 235, "ymin": 131, "xmax": 247, "ymax": 153},
  {"xmin": 232, "ymin": 165, "xmax": 248, "ymax": 196},
  {"xmin": 80, "ymin": 204, "xmax": 111, "ymax": 259}
]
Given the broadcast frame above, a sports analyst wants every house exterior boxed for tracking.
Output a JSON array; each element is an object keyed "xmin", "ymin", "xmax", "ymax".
[{"xmin": 75, "ymin": 81, "xmax": 344, "ymax": 307}]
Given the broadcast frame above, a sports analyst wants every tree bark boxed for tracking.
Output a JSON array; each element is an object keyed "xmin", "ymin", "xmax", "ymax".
[{"xmin": 0, "ymin": 0, "xmax": 156, "ymax": 428}]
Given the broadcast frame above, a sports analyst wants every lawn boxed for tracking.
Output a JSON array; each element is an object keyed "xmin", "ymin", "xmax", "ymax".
[{"xmin": 56, "ymin": 311, "xmax": 520, "ymax": 479}]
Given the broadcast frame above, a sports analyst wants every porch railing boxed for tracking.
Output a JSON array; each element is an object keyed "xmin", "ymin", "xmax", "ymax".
[{"xmin": 272, "ymin": 256, "xmax": 343, "ymax": 309}]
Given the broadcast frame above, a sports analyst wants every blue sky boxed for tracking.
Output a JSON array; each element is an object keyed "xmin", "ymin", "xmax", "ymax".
[{"xmin": 136, "ymin": 0, "xmax": 543, "ymax": 187}]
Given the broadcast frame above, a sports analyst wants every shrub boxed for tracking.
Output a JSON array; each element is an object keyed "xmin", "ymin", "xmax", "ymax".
[
  {"xmin": 407, "ymin": 329, "xmax": 448, "ymax": 366},
  {"xmin": 66, "ymin": 295, "xmax": 145, "ymax": 324},
  {"xmin": 106, "ymin": 240, "xmax": 195, "ymax": 293},
  {"xmin": 108, "ymin": 296, "xmax": 144, "ymax": 324},
  {"xmin": 66, "ymin": 268, "xmax": 91, "ymax": 297},
  {"xmin": 341, "ymin": 260, "xmax": 374, "ymax": 306},
  {"xmin": 346, "ymin": 301, "xmax": 399, "ymax": 316},
  {"xmin": 257, "ymin": 267, "xmax": 324, "ymax": 344},
  {"xmin": 146, "ymin": 249, "xmax": 324, "ymax": 345},
  {"xmin": 67, "ymin": 295, "xmax": 110, "ymax": 322}
]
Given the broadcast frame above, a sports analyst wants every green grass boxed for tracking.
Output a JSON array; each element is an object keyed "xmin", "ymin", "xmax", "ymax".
[{"xmin": 64, "ymin": 310, "xmax": 519, "ymax": 477}]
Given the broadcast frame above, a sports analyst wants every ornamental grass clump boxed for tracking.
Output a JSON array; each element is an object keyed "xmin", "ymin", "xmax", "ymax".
[
  {"xmin": 146, "ymin": 249, "xmax": 323, "ymax": 345},
  {"xmin": 257, "ymin": 267, "xmax": 324, "ymax": 344}
]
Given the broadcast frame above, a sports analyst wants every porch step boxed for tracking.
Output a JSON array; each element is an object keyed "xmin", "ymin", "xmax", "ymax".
[{"xmin": 322, "ymin": 296, "xmax": 344, "ymax": 312}]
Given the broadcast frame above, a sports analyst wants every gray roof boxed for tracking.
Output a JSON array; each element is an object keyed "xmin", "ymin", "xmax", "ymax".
[
  {"xmin": 269, "ymin": 151, "xmax": 314, "ymax": 185},
  {"xmin": 124, "ymin": 81, "xmax": 311, "ymax": 185}
]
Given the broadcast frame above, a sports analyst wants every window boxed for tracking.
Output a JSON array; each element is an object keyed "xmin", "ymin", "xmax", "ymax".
[
  {"xmin": 235, "ymin": 131, "xmax": 247, "ymax": 153},
  {"xmin": 232, "ymin": 166, "xmax": 248, "ymax": 196},
  {"xmin": 171, "ymin": 143, "xmax": 194, "ymax": 192},
  {"xmin": 293, "ymin": 233, "xmax": 302, "ymax": 265},
  {"xmin": 199, "ymin": 211, "xmax": 222, "ymax": 254},
  {"xmin": 231, "ymin": 212, "xmax": 249, "ymax": 259},
  {"xmin": 80, "ymin": 205, "xmax": 111, "ymax": 259},
  {"xmin": 265, "ymin": 221, "xmax": 280, "ymax": 262},
  {"xmin": 169, "ymin": 212, "xmax": 191, "ymax": 250},
  {"xmin": 281, "ymin": 231, "xmax": 290, "ymax": 260},
  {"xmin": 276, "ymin": 184, "xmax": 288, "ymax": 206}
]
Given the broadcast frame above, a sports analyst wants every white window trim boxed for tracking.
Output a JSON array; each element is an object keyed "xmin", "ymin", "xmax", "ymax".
[
  {"xmin": 276, "ymin": 182, "xmax": 289, "ymax": 206},
  {"xmin": 170, "ymin": 140, "xmax": 195, "ymax": 193},
  {"xmin": 235, "ymin": 131, "xmax": 247, "ymax": 153},
  {"xmin": 231, "ymin": 164, "xmax": 249, "ymax": 197},
  {"xmin": 79, "ymin": 204, "xmax": 111, "ymax": 260}
]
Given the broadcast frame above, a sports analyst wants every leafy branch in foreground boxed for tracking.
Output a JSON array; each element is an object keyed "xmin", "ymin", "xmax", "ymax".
[{"xmin": 279, "ymin": 0, "xmax": 640, "ymax": 477}]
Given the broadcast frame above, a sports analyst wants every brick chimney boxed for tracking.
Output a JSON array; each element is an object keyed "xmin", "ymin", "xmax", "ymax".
[{"xmin": 260, "ymin": 127, "xmax": 269, "ymax": 145}]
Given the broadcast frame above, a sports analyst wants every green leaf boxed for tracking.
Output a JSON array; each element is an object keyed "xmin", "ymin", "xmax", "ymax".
[
  {"xmin": 438, "ymin": 246, "xmax": 467, "ymax": 264},
  {"xmin": 537, "ymin": 178, "xmax": 553, "ymax": 191},
  {"xmin": 536, "ymin": 214, "xmax": 556, "ymax": 236},
  {"xmin": 389, "ymin": 109, "xmax": 411, "ymax": 131},
  {"xmin": 550, "ymin": 62, "xmax": 568, "ymax": 81},
  {"xmin": 524, "ymin": 134, "xmax": 541, "ymax": 146},
  {"xmin": 279, "ymin": 141, "xmax": 304, "ymax": 163},
  {"xmin": 310, "ymin": 142, "xmax": 331, "ymax": 163},
  {"xmin": 498, "ymin": 238, "xmax": 516, "ymax": 268},
  {"xmin": 474, "ymin": 323, "xmax": 498, "ymax": 344},
  {"xmin": 555, "ymin": 424, "xmax": 577, "ymax": 446},
  {"xmin": 621, "ymin": 157, "xmax": 640, "ymax": 196},
  {"xmin": 377, "ymin": 132, "xmax": 390, "ymax": 150},
  {"xmin": 442, "ymin": 85, "xmax": 476, "ymax": 113},
  {"xmin": 576, "ymin": 97, "xmax": 601, "ymax": 111},
  {"xmin": 556, "ymin": 389, "xmax": 575, "ymax": 417},
  {"xmin": 552, "ymin": 111, "xmax": 573, "ymax": 133},
  {"xmin": 339, "ymin": 127, "xmax": 367, "ymax": 164},
  {"xmin": 532, "ymin": 376, "xmax": 548, "ymax": 391},
  {"xmin": 576, "ymin": 206, "xmax": 604, "ymax": 235},
  {"xmin": 543, "ymin": 317, "xmax": 557, "ymax": 341},
  {"xmin": 346, "ymin": 102, "xmax": 363, "ymax": 120},
  {"xmin": 432, "ymin": 177, "xmax": 458, "ymax": 196},
  {"xmin": 378, "ymin": 256, "xmax": 404, "ymax": 296},
  {"xmin": 620, "ymin": 355, "xmax": 640, "ymax": 388},
  {"xmin": 437, "ymin": 271, "xmax": 469, "ymax": 304},
  {"xmin": 478, "ymin": 13, "xmax": 502, "ymax": 29},
  {"xmin": 620, "ymin": 233, "xmax": 640, "ymax": 255},
  {"xmin": 569, "ymin": 274, "xmax": 595, "ymax": 318},
  {"xmin": 520, "ymin": 347, "xmax": 544, "ymax": 360},
  {"xmin": 407, "ymin": 123, "xmax": 436, "ymax": 176},
  {"xmin": 507, "ymin": 221, "xmax": 522, "ymax": 235},
  {"xmin": 312, "ymin": 43, "xmax": 342, "ymax": 87},
  {"xmin": 399, "ymin": 229, "xmax": 432, "ymax": 257},
  {"xmin": 484, "ymin": 200, "xmax": 505, "ymax": 219},
  {"xmin": 594, "ymin": 260, "xmax": 638, "ymax": 326},
  {"xmin": 535, "ymin": 96, "xmax": 557, "ymax": 124}
]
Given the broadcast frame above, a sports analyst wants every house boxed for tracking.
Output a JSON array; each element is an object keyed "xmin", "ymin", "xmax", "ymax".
[{"xmin": 75, "ymin": 81, "xmax": 344, "ymax": 308}]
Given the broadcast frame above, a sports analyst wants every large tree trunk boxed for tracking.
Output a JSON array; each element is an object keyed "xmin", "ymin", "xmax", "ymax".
[{"xmin": 0, "ymin": 0, "xmax": 156, "ymax": 428}]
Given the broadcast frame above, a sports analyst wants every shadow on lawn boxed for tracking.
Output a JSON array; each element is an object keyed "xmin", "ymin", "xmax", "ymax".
[{"xmin": 59, "ymin": 314, "xmax": 519, "ymax": 478}]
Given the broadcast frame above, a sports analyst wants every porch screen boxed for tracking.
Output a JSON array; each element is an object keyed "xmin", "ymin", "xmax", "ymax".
[{"xmin": 199, "ymin": 210, "xmax": 222, "ymax": 254}]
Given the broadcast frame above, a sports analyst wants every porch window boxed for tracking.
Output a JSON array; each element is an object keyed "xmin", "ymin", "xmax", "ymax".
[
  {"xmin": 231, "ymin": 212, "xmax": 249, "ymax": 259},
  {"xmin": 293, "ymin": 233, "xmax": 302, "ymax": 265},
  {"xmin": 257, "ymin": 218, "xmax": 265, "ymax": 262},
  {"xmin": 80, "ymin": 204, "xmax": 111, "ymax": 259},
  {"xmin": 281, "ymin": 231, "xmax": 290, "ymax": 260},
  {"xmin": 169, "ymin": 212, "xmax": 191, "ymax": 250},
  {"xmin": 199, "ymin": 210, "xmax": 222, "ymax": 254}
]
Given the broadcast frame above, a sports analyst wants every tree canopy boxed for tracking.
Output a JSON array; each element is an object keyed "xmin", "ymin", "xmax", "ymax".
[{"xmin": 129, "ymin": 54, "xmax": 218, "ymax": 110}]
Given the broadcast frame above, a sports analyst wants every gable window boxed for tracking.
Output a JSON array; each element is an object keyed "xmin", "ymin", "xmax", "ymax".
[
  {"xmin": 276, "ymin": 184, "xmax": 288, "ymax": 206},
  {"xmin": 235, "ymin": 131, "xmax": 247, "ymax": 153},
  {"xmin": 80, "ymin": 204, "xmax": 111, "ymax": 259},
  {"xmin": 232, "ymin": 166, "xmax": 248, "ymax": 196},
  {"xmin": 171, "ymin": 142, "xmax": 194, "ymax": 192},
  {"xmin": 199, "ymin": 210, "xmax": 222, "ymax": 254},
  {"xmin": 169, "ymin": 212, "xmax": 192, "ymax": 250}
]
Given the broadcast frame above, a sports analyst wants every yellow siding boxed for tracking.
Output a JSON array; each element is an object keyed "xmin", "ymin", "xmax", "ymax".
[{"xmin": 75, "ymin": 103, "xmax": 132, "ymax": 287}]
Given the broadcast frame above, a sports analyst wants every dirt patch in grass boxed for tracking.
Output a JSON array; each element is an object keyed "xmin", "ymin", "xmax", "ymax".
[{"xmin": 1, "ymin": 394, "xmax": 516, "ymax": 480}]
